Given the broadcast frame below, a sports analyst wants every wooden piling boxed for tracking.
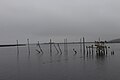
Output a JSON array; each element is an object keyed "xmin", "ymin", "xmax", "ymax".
[
  {"xmin": 16, "ymin": 40, "xmax": 19, "ymax": 55},
  {"xmin": 50, "ymin": 39, "xmax": 52, "ymax": 56},
  {"xmin": 91, "ymin": 45, "xmax": 94, "ymax": 55},
  {"xmin": 38, "ymin": 41, "xmax": 44, "ymax": 54},
  {"xmin": 86, "ymin": 46, "xmax": 88, "ymax": 56},
  {"xmin": 65, "ymin": 38, "xmax": 68, "ymax": 55},
  {"xmin": 83, "ymin": 37, "xmax": 85, "ymax": 56},
  {"xmin": 89, "ymin": 46, "xmax": 91, "ymax": 55},
  {"xmin": 53, "ymin": 43, "xmax": 59, "ymax": 54},
  {"xmin": 103, "ymin": 46, "xmax": 105, "ymax": 54},
  {"xmin": 57, "ymin": 43, "xmax": 62, "ymax": 55},
  {"xmin": 27, "ymin": 39, "xmax": 30, "ymax": 55},
  {"xmin": 64, "ymin": 38, "xmax": 68, "ymax": 61},
  {"xmin": 105, "ymin": 46, "xmax": 108, "ymax": 55}
]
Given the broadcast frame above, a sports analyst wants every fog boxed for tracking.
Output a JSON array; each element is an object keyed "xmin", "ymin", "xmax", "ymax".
[{"xmin": 0, "ymin": 0, "xmax": 120, "ymax": 44}]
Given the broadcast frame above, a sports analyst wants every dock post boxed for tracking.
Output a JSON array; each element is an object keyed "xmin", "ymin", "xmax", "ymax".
[
  {"xmin": 86, "ymin": 46, "xmax": 88, "ymax": 56},
  {"xmin": 91, "ymin": 45, "xmax": 94, "ymax": 56},
  {"xmin": 16, "ymin": 40, "xmax": 19, "ymax": 56},
  {"xmin": 65, "ymin": 38, "xmax": 68, "ymax": 61},
  {"xmin": 27, "ymin": 39, "xmax": 30, "ymax": 56},
  {"xmin": 89, "ymin": 46, "xmax": 91, "ymax": 55},
  {"xmin": 38, "ymin": 41, "xmax": 44, "ymax": 54},
  {"xmin": 50, "ymin": 39, "xmax": 52, "ymax": 56},
  {"xmin": 83, "ymin": 37, "xmax": 85, "ymax": 57},
  {"xmin": 105, "ymin": 46, "xmax": 108, "ymax": 55},
  {"xmin": 57, "ymin": 43, "xmax": 62, "ymax": 55},
  {"xmin": 66, "ymin": 38, "xmax": 68, "ymax": 55},
  {"xmin": 53, "ymin": 43, "xmax": 59, "ymax": 54}
]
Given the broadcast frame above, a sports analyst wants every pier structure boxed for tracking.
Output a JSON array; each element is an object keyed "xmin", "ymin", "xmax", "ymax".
[{"xmin": 95, "ymin": 41, "xmax": 108, "ymax": 56}]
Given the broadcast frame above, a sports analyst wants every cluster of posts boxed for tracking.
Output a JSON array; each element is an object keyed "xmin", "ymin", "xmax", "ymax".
[
  {"xmin": 95, "ymin": 41, "xmax": 108, "ymax": 56},
  {"xmin": 86, "ymin": 45, "xmax": 94, "ymax": 57}
]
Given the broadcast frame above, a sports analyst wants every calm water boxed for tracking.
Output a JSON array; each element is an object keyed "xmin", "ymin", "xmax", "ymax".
[{"xmin": 0, "ymin": 43, "xmax": 120, "ymax": 80}]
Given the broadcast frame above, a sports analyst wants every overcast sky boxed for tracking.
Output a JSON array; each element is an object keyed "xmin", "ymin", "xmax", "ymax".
[{"xmin": 0, "ymin": 0, "xmax": 120, "ymax": 44}]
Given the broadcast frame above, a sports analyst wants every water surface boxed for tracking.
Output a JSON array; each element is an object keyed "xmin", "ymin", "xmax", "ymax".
[{"xmin": 0, "ymin": 43, "xmax": 120, "ymax": 80}]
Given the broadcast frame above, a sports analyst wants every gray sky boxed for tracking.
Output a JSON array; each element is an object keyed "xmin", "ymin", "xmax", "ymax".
[{"xmin": 0, "ymin": 0, "xmax": 120, "ymax": 44}]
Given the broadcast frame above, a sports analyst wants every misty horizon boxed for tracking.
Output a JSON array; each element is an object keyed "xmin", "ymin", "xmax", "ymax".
[{"xmin": 0, "ymin": 0, "xmax": 120, "ymax": 44}]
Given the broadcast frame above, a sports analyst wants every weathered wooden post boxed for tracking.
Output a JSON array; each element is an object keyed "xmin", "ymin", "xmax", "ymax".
[
  {"xmin": 83, "ymin": 37, "xmax": 85, "ymax": 57},
  {"xmin": 50, "ymin": 39, "xmax": 52, "ymax": 56},
  {"xmin": 16, "ymin": 40, "xmax": 19, "ymax": 55},
  {"xmin": 57, "ymin": 43, "xmax": 62, "ymax": 55},
  {"xmin": 89, "ymin": 46, "xmax": 91, "ymax": 55},
  {"xmin": 64, "ymin": 38, "xmax": 68, "ymax": 61},
  {"xmin": 91, "ymin": 45, "xmax": 94, "ymax": 56},
  {"xmin": 38, "ymin": 41, "xmax": 44, "ymax": 54},
  {"xmin": 66, "ymin": 38, "xmax": 68, "ymax": 55},
  {"xmin": 27, "ymin": 39, "xmax": 30, "ymax": 55},
  {"xmin": 86, "ymin": 46, "xmax": 88, "ymax": 56},
  {"xmin": 16, "ymin": 40, "xmax": 20, "ymax": 70},
  {"xmin": 105, "ymin": 46, "xmax": 108, "ymax": 55},
  {"xmin": 53, "ymin": 43, "xmax": 59, "ymax": 54}
]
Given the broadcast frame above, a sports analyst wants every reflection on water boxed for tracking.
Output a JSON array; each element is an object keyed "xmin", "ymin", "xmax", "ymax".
[
  {"xmin": 95, "ymin": 54, "xmax": 108, "ymax": 68},
  {"xmin": 0, "ymin": 43, "xmax": 119, "ymax": 80}
]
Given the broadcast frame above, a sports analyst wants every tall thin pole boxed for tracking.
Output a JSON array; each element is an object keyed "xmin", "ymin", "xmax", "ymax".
[
  {"xmin": 83, "ymin": 37, "xmax": 85, "ymax": 57},
  {"xmin": 50, "ymin": 39, "xmax": 52, "ymax": 56},
  {"xmin": 66, "ymin": 38, "xmax": 68, "ymax": 55},
  {"xmin": 27, "ymin": 39, "xmax": 30, "ymax": 55},
  {"xmin": 89, "ymin": 46, "xmax": 91, "ymax": 55},
  {"xmin": 86, "ymin": 46, "xmax": 88, "ymax": 56},
  {"xmin": 64, "ymin": 38, "xmax": 68, "ymax": 55},
  {"xmin": 16, "ymin": 40, "xmax": 20, "ymax": 75},
  {"xmin": 64, "ymin": 38, "xmax": 68, "ymax": 62},
  {"xmin": 91, "ymin": 45, "xmax": 94, "ymax": 56},
  {"xmin": 16, "ymin": 40, "xmax": 19, "ymax": 56},
  {"xmin": 105, "ymin": 46, "xmax": 108, "ymax": 55}
]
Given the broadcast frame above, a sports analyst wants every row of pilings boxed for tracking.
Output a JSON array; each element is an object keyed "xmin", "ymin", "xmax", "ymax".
[{"xmin": 16, "ymin": 38, "xmax": 113, "ymax": 58}]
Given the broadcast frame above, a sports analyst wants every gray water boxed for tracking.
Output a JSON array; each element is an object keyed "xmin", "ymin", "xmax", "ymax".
[{"xmin": 0, "ymin": 43, "xmax": 120, "ymax": 80}]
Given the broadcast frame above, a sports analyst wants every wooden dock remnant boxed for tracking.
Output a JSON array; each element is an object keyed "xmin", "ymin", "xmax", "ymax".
[{"xmin": 95, "ymin": 41, "xmax": 108, "ymax": 56}]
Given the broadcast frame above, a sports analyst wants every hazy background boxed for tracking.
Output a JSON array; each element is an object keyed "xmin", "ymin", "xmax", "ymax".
[{"xmin": 0, "ymin": 0, "xmax": 120, "ymax": 44}]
